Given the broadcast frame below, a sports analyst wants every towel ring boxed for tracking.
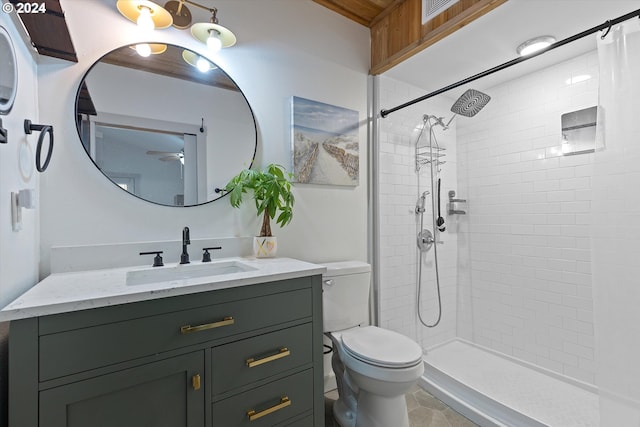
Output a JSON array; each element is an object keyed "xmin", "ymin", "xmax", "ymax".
[{"xmin": 24, "ymin": 119, "xmax": 54, "ymax": 172}]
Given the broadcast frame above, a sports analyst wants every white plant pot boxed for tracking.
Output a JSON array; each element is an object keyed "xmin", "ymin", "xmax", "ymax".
[{"xmin": 253, "ymin": 236, "xmax": 277, "ymax": 258}]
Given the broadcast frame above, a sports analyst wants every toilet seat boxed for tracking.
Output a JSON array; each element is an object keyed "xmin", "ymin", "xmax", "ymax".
[{"xmin": 340, "ymin": 326, "xmax": 423, "ymax": 369}]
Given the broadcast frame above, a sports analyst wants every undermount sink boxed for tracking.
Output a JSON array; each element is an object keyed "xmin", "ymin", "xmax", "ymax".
[{"xmin": 126, "ymin": 260, "xmax": 258, "ymax": 286}]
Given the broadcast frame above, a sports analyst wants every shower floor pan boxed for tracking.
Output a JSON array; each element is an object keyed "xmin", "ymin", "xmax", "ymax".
[{"xmin": 419, "ymin": 340, "xmax": 599, "ymax": 427}]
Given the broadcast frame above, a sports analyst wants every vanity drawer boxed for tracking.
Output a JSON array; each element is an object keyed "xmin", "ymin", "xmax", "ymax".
[
  {"xmin": 39, "ymin": 288, "xmax": 312, "ymax": 381},
  {"xmin": 281, "ymin": 415, "xmax": 314, "ymax": 426},
  {"xmin": 211, "ymin": 323, "xmax": 312, "ymax": 398},
  {"xmin": 211, "ymin": 369, "xmax": 313, "ymax": 427}
]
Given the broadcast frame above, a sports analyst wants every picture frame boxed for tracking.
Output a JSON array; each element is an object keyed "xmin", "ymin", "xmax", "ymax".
[{"xmin": 291, "ymin": 96, "xmax": 359, "ymax": 186}]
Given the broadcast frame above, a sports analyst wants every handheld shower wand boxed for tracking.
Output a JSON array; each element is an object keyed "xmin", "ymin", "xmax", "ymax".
[
  {"xmin": 436, "ymin": 179, "xmax": 446, "ymax": 232},
  {"xmin": 415, "ymin": 190, "xmax": 430, "ymax": 214}
]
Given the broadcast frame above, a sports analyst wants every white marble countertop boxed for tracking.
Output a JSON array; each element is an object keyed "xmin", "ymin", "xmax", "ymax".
[{"xmin": 0, "ymin": 257, "xmax": 326, "ymax": 321}]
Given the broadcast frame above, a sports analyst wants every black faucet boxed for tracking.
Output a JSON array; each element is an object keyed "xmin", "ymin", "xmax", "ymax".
[{"xmin": 180, "ymin": 227, "xmax": 190, "ymax": 264}]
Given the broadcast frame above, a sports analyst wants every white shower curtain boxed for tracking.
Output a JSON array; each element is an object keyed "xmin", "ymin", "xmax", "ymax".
[{"xmin": 593, "ymin": 17, "xmax": 640, "ymax": 426}]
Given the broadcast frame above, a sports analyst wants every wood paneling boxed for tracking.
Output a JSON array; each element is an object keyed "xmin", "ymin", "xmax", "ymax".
[
  {"xmin": 313, "ymin": 0, "xmax": 396, "ymax": 26},
  {"xmin": 10, "ymin": 0, "xmax": 77, "ymax": 62},
  {"xmin": 76, "ymin": 82, "xmax": 97, "ymax": 116},
  {"xmin": 315, "ymin": 0, "xmax": 508, "ymax": 75},
  {"xmin": 101, "ymin": 45, "xmax": 239, "ymax": 92},
  {"xmin": 370, "ymin": 0, "xmax": 507, "ymax": 74}
]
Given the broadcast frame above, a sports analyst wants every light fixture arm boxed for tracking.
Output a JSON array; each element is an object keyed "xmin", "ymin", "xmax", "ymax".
[
  {"xmin": 181, "ymin": 0, "xmax": 216, "ymax": 15},
  {"xmin": 209, "ymin": 8, "xmax": 218, "ymax": 24},
  {"xmin": 164, "ymin": 0, "xmax": 222, "ymax": 29}
]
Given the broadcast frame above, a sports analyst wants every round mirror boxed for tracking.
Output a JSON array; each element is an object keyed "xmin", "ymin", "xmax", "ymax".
[
  {"xmin": 0, "ymin": 26, "xmax": 18, "ymax": 115},
  {"xmin": 75, "ymin": 43, "xmax": 257, "ymax": 206}
]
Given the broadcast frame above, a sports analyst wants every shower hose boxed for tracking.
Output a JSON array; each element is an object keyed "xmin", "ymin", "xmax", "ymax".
[{"xmin": 417, "ymin": 117, "xmax": 443, "ymax": 328}]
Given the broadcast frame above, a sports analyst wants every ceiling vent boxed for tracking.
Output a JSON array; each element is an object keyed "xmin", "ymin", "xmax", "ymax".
[{"xmin": 422, "ymin": 0, "xmax": 460, "ymax": 24}]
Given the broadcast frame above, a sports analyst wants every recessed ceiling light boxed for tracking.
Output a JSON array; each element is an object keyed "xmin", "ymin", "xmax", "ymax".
[{"xmin": 516, "ymin": 36, "xmax": 556, "ymax": 57}]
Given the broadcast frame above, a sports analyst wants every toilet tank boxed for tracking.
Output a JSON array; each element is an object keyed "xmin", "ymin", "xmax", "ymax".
[{"xmin": 322, "ymin": 261, "xmax": 371, "ymax": 333}]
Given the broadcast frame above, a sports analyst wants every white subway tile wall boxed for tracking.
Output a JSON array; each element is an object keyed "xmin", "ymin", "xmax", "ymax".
[
  {"xmin": 377, "ymin": 50, "xmax": 598, "ymax": 385},
  {"xmin": 377, "ymin": 76, "xmax": 459, "ymax": 349},
  {"xmin": 456, "ymin": 51, "xmax": 598, "ymax": 384}
]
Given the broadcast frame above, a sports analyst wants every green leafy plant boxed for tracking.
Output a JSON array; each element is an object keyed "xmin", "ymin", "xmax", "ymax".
[{"xmin": 224, "ymin": 164, "xmax": 295, "ymax": 237}]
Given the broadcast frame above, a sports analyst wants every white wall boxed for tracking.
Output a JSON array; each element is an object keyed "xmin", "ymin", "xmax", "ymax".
[
  {"xmin": 38, "ymin": 0, "xmax": 370, "ymax": 274},
  {"xmin": 0, "ymin": 10, "xmax": 40, "ymax": 424},
  {"xmin": 376, "ymin": 75, "xmax": 459, "ymax": 348},
  {"xmin": 98, "ymin": 138, "xmax": 184, "ymax": 205},
  {"xmin": 0, "ymin": 13, "xmax": 39, "ymax": 308},
  {"xmin": 457, "ymin": 51, "xmax": 598, "ymax": 384}
]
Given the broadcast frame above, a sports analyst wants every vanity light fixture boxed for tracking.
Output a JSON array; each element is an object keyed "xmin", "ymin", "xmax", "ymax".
[
  {"xmin": 182, "ymin": 50, "xmax": 217, "ymax": 73},
  {"xmin": 190, "ymin": 7, "xmax": 236, "ymax": 51},
  {"xmin": 131, "ymin": 43, "xmax": 168, "ymax": 57},
  {"xmin": 135, "ymin": 43, "xmax": 152, "ymax": 57},
  {"xmin": 116, "ymin": 1, "xmax": 236, "ymax": 50},
  {"xmin": 516, "ymin": 35, "xmax": 556, "ymax": 57},
  {"xmin": 116, "ymin": 0, "xmax": 173, "ymax": 30}
]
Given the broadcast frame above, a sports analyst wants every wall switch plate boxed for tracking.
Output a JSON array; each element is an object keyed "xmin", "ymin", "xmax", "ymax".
[{"xmin": 11, "ymin": 189, "xmax": 37, "ymax": 231}]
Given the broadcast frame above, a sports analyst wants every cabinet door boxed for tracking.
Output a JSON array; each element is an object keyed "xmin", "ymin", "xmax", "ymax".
[{"xmin": 40, "ymin": 352, "xmax": 205, "ymax": 427}]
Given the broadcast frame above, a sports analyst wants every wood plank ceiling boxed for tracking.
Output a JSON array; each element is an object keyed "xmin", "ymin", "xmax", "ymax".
[
  {"xmin": 314, "ymin": 0, "xmax": 508, "ymax": 75},
  {"xmin": 313, "ymin": 0, "xmax": 397, "ymax": 27}
]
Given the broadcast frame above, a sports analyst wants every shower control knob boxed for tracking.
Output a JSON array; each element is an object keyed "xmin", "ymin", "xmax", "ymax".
[{"xmin": 417, "ymin": 229, "xmax": 434, "ymax": 252}]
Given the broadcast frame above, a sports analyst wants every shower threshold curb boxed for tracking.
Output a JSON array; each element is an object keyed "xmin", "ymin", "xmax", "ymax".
[{"xmin": 419, "ymin": 362, "xmax": 548, "ymax": 427}]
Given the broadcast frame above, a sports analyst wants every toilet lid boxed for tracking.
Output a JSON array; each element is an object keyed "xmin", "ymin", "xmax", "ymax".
[{"xmin": 340, "ymin": 326, "xmax": 423, "ymax": 368}]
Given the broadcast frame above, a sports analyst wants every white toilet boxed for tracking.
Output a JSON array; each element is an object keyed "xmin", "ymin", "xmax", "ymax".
[{"xmin": 322, "ymin": 261, "xmax": 424, "ymax": 427}]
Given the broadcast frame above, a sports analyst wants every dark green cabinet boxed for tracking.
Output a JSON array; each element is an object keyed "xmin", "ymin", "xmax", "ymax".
[
  {"xmin": 40, "ymin": 351, "xmax": 205, "ymax": 427},
  {"xmin": 9, "ymin": 276, "xmax": 324, "ymax": 427}
]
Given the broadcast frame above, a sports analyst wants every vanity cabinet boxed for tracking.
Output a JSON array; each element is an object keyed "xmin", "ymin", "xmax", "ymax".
[
  {"xmin": 8, "ymin": 275, "xmax": 324, "ymax": 427},
  {"xmin": 40, "ymin": 351, "xmax": 205, "ymax": 427}
]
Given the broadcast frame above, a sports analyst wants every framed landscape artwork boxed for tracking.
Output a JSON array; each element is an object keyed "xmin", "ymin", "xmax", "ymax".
[{"xmin": 291, "ymin": 96, "xmax": 359, "ymax": 186}]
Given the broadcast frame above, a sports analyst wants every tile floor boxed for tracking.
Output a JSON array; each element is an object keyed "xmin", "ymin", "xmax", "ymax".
[{"xmin": 324, "ymin": 385, "xmax": 478, "ymax": 427}]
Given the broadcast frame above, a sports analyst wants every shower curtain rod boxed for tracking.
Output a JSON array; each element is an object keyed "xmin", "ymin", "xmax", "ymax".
[{"xmin": 379, "ymin": 8, "xmax": 640, "ymax": 118}]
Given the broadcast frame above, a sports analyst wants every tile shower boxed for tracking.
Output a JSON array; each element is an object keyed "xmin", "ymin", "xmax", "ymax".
[{"xmin": 375, "ymin": 49, "xmax": 601, "ymax": 423}]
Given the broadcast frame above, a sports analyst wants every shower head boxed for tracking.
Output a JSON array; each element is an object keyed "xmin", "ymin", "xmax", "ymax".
[{"xmin": 450, "ymin": 89, "xmax": 491, "ymax": 118}]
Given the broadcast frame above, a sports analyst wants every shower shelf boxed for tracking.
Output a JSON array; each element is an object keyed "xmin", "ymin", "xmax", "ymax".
[
  {"xmin": 416, "ymin": 146, "xmax": 446, "ymax": 170},
  {"xmin": 417, "ymin": 151, "xmax": 446, "ymax": 157}
]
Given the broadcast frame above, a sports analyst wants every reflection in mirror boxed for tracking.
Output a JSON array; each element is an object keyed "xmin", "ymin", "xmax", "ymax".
[
  {"xmin": 75, "ymin": 43, "xmax": 256, "ymax": 206},
  {"xmin": 0, "ymin": 26, "xmax": 18, "ymax": 114}
]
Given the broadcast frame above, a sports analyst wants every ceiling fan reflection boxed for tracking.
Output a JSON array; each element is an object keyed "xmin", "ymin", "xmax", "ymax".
[{"xmin": 146, "ymin": 150, "xmax": 184, "ymax": 163}]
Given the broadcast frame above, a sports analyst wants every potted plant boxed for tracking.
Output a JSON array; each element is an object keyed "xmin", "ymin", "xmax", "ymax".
[{"xmin": 224, "ymin": 163, "xmax": 295, "ymax": 257}]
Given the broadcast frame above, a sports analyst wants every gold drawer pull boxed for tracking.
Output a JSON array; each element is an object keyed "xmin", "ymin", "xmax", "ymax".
[
  {"xmin": 180, "ymin": 316, "xmax": 234, "ymax": 334},
  {"xmin": 246, "ymin": 347, "xmax": 291, "ymax": 368},
  {"xmin": 247, "ymin": 396, "xmax": 291, "ymax": 421}
]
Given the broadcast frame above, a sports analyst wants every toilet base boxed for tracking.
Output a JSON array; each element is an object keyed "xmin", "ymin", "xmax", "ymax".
[
  {"xmin": 333, "ymin": 397, "xmax": 356, "ymax": 427},
  {"xmin": 354, "ymin": 390, "xmax": 410, "ymax": 427},
  {"xmin": 333, "ymin": 389, "xmax": 410, "ymax": 427}
]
